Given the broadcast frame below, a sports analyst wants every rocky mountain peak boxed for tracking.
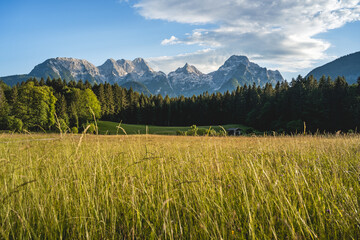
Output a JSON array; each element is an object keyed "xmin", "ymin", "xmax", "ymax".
[
  {"xmin": 132, "ymin": 58, "xmax": 154, "ymax": 73},
  {"xmin": 99, "ymin": 59, "xmax": 118, "ymax": 70},
  {"xmin": 45, "ymin": 57, "xmax": 97, "ymax": 70},
  {"xmin": 222, "ymin": 55, "xmax": 250, "ymax": 69},
  {"xmin": 175, "ymin": 63, "xmax": 203, "ymax": 75},
  {"xmin": 103, "ymin": 58, "xmax": 117, "ymax": 65},
  {"xmin": 211, "ymin": 55, "xmax": 284, "ymax": 88},
  {"xmin": 133, "ymin": 57, "xmax": 146, "ymax": 64},
  {"xmin": 116, "ymin": 59, "xmax": 134, "ymax": 73},
  {"xmin": 27, "ymin": 57, "xmax": 100, "ymax": 84},
  {"xmin": 49, "ymin": 57, "xmax": 92, "ymax": 67},
  {"xmin": 98, "ymin": 58, "xmax": 127, "ymax": 77}
]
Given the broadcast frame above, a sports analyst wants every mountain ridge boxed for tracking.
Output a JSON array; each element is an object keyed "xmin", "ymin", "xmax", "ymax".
[{"xmin": 306, "ymin": 51, "xmax": 360, "ymax": 84}]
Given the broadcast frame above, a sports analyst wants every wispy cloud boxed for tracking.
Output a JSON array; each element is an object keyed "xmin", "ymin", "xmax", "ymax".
[{"xmin": 135, "ymin": 0, "xmax": 360, "ymax": 73}]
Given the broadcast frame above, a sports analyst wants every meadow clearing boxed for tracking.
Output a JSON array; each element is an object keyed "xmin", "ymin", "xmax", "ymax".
[
  {"xmin": 0, "ymin": 133, "xmax": 359, "ymax": 239},
  {"xmin": 96, "ymin": 121, "xmax": 251, "ymax": 135}
]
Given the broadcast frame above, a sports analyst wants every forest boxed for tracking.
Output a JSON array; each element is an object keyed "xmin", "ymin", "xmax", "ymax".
[{"xmin": 0, "ymin": 75, "xmax": 360, "ymax": 133}]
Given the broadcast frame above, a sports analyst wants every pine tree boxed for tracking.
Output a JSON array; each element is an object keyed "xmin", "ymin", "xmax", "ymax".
[
  {"xmin": 94, "ymin": 84, "xmax": 106, "ymax": 117},
  {"xmin": 104, "ymin": 83, "xmax": 115, "ymax": 119},
  {"xmin": 10, "ymin": 85, "xmax": 18, "ymax": 106},
  {"xmin": 84, "ymin": 80, "xmax": 92, "ymax": 89},
  {"xmin": 39, "ymin": 78, "xmax": 45, "ymax": 86},
  {"xmin": 32, "ymin": 78, "xmax": 40, "ymax": 86},
  {"xmin": 76, "ymin": 80, "xmax": 85, "ymax": 90},
  {"xmin": 113, "ymin": 84, "xmax": 128, "ymax": 120},
  {"xmin": 163, "ymin": 95, "xmax": 171, "ymax": 126},
  {"xmin": 8, "ymin": 85, "xmax": 19, "ymax": 119},
  {"xmin": 0, "ymin": 84, "xmax": 9, "ymax": 117},
  {"xmin": 68, "ymin": 80, "xmax": 77, "ymax": 88},
  {"xmin": 45, "ymin": 77, "xmax": 52, "ymax": 86},
  {"xmin": 53, "ymin": 78, "xmax": 65, "ymax": 93}
]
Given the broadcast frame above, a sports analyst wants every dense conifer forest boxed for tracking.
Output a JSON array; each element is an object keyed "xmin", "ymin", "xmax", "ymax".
[{"xmin": 1, "ymin": 75, "xmax": 360, "ymax": 133}]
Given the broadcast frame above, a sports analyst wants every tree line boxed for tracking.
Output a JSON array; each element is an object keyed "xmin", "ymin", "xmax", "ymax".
[
  {"xmin": 1, "ymin": 75, "xmax": 360, "ymax": 133},
  {"xmin": 0, "ymin": 78, "xmax": 100, "ymax": 132}
]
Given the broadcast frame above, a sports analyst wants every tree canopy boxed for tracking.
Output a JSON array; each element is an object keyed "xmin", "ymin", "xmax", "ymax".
[{"xmin": 1, "ymin": 74, "xmax": 360, "ymax": 133}]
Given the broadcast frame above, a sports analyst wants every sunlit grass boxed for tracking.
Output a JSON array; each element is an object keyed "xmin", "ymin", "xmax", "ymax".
[{"xmin": 0, "ymin": 134, "xmax": 359, "ymax": 239}]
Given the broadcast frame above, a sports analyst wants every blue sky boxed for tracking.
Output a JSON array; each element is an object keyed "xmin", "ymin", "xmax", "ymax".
[{"xmin": 0, "ymin": 0, "xmax": 359, "ymax": 80}]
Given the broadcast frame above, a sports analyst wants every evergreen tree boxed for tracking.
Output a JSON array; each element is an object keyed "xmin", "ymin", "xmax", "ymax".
[
  {"xmin": 53, "ymin": 78, "xmax": 65, "ymax": 93},
  {"xmin": 163, "ymin": 95, "xmax": 171, "ymax": 126},
  {"xmin": 95, "ymin": 84, "xmax": 106, "ymax": 116},
  {"xmin": 45, "ymin": 77, "xmax": 52, "ymax": 86},
  {"xmin": 76, "ymin": 80, "xmax": 85, "ymax": 90},
  {"xmin": 68, "ymin": 80, "xmax": 77, "ymax": 88},
  {"xmin": 10, "ymin": 85, "xmax": 18, "ymax": 107},
  {"xmin": 0, "ymin": 84, "xmax": 9, "ymax": 122},
  {"xmin": 104, "ymin": 83, "xmax": 115, "ymax": 119},
  {"xmin": 113, "ymin": 84, "xmax": 128, "ymax": 120},
  {"xmin": 39, "ymin": 78, "xmax": 45, "ymax": 86},
  {"xmin": 84, "ymin": 80, "xmax": 92, "ymax": 89}
]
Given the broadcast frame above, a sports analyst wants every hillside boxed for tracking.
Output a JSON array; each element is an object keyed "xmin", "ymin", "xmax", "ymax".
[{"xmin": 307, "ymin": 51, "xmax": 360, "ymax": 84}]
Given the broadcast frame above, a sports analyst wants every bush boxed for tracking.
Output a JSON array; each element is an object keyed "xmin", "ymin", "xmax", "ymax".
[
  {"xmin": 6, "ymin": 116, "xmax": 23, "ymax": 132},
  {"xmin": 286, "ymin": 120, "xmax": 303, "ymax": 133},
  {"xmin": 71, "ymin": 127, "xmax": 78, "ymax": 134},
  {"xmin": 205, "ymin": 128, "xmax": 217, "ymax": 136},
  {"xmin": 217, "ymin": 129, "xmax": 227, "ymax": 136},
  {"xmin": 203, "ymin": 127, "xmax": 218, "ymax": 136},
  {"xmin": 176, "ymin": 130, "xmax": 185, "ymax": 136},
  {"xmin": 186, "ymin": 125, "xmax": 198, "ymax": 136},
  {"xmin": 87, "ymin": 123, "xmax": 96, "ymax": 134},
  {"xmin": 197, "ymin": 128, "xmax": 207, "ymax": 136}
]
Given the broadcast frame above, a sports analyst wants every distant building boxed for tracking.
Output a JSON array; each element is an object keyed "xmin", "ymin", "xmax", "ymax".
[{"xmin": 226, "ymin": 128, "xmax": 242, "ymax": 136}]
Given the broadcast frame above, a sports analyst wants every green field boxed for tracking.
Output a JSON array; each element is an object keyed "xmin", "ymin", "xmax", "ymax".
[
  {"xmin": 0, "ymin": 134, "xmax": 359, "ymax": 239},
  {"xmin": 97, "ymin": 120, "xmax": 251, "ymax": 135}
]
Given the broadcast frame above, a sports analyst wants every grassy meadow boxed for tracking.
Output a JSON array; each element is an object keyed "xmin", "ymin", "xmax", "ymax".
[
  {"xmin": 96, "ymin": 120, "xmax": 250, "ymax": 135},
  {"xmin": 0, "ymin": 133, "xmax": 359, "ymax": 239}
]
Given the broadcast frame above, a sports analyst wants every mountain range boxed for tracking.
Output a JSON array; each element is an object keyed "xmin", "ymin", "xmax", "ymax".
[{"xmin": 0, "ymin": 55, "xmax": 283, "ymax": 96}]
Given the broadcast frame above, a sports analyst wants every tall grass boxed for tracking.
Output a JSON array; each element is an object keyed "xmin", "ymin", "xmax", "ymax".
[{"xmin": 0, "ymin": 134, "xmax": 359, "ymax": 239}]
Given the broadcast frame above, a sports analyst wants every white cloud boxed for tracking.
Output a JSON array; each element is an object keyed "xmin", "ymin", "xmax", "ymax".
[
  {"xmin": 161, "ymin": 36, "xmax": 179, "ymax": 45},
  {"xmin": 135, "ymin": 0, "xmax": 360, "ymax": 73}
]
